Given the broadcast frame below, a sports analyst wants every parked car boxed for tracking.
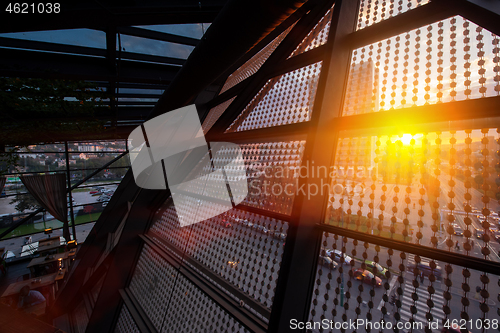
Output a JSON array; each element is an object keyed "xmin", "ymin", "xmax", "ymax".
[
  {"xmin": 326, "ymin": 249, "xmax": 352, "ymax": 265},
  {"xmin": 89, "ymin": 190, "xmax": 99, "ymax": 194},
  {"xmin": 351, "ymin": 268, "xmax": 382, "ymax": 287},
  {"xmin": 363, "ymin": 260, "xmax": 388, "ymax": 279},
  {"xmin": 407, "ymin": 261, "xmax": 442, "ymax": 280},
  {"xmin": 318, "ymin": 256, "xmax": 338, "ymax": 269}
]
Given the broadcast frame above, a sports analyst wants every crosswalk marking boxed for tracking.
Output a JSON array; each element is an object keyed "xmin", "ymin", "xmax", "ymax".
[
  {"xmin": 393, "ymin": 281, "xmax": 446, "ymax": 332},
  {"xmin": 406, "ymin": 253, "xmax": 430, "ymax": 264},
  {"xmin": 377, "ymin": 275, "xmax": 398, "ymax": 311}
]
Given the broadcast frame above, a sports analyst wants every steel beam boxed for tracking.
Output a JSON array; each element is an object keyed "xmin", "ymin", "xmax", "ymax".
[
  {"xmin": 317, "ymin": 224, "xmax": 500, "ymax": 276},
  {"xmin": 0, "ymin": 48, "xmax": 178, "ymax": 84},
  {"xmin": 117, "ymin": 26, "xmax": 200, "ymax": 46},
  {"xmin": 267, "ymin": 1, "xmax": 360, "ymax": 331}
]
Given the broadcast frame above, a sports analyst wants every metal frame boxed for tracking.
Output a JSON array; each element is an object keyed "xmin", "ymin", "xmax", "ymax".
[{"xmin": 0, "ymin": 1, "xmax": 228, "ymax": 145}]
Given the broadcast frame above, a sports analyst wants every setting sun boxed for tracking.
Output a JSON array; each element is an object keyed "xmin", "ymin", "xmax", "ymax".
[{"xmin": 400, "ymin": 134, "xmax": 413, "ymax": 145}]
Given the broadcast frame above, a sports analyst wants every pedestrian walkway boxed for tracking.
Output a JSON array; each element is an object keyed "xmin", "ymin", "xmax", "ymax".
[
  {"xmin": 396, "ymin": 279, "xmax": 446, "ymax": 332},
  {"xmin": 406, "ymin": 253, "xmax": 431, "ymax": 264}
]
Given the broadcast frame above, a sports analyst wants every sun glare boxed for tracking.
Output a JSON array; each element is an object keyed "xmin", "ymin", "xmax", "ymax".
[{"xmin": 400, "ymin": 134, "xmax": 413, "ymax": 146}]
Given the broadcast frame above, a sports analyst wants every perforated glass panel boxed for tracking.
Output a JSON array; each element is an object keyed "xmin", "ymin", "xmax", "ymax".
[
  {"xmin": 325, "ymin": 126, "xmax": 500, "ymax": 270},
  {"xmin": 90, "ymin": 276, "xmax": 105, "ymax": 304},
  {"xmin": 289, "ymin": 7, "xmax": 333, "ymax": 57},
  {"xmin": 114, "ymin": 305, "xmax": 140, "ymax": 333},
  {"xmin": 71, "ymin": 301, "xmax": 89, "ymax": 333},
  {"xmin": 128, "ymin": 244, "xmax": 177, "ymax": 331},
  {"xmin": 241, "ymin": 140, "xmax": 306, "ymax": 215},
  {"xmin": 219, "ymin": 23, "xmax": 296, "ymax": 95},
  {"xmin": 308, "ymin": 232, "xmax": 500, "ymax": 332},
  {"xmin": 160, "ymin": 269, "xmax": 250, "ymax": 333},
  {"xmin": 357, "ymin": 0, "xmax": 431, "ymax": 30},
  {"xmin": 226, "ymin": 62, "xmax": 322, "ymax": 132},
  {"xmin": 149, "ymin": 204, "xmax": 289, "ymax": 311},
  {"xmin": 202, "ymin": 97, "xmax": 236, "ymax": 134},
  {"xmin": 344, "ymin": 16, "xmax": 500, "ymax": 116}
]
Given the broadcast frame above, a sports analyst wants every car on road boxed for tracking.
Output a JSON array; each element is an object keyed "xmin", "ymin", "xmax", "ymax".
[
  {"xmin": 252, "ymin": 224, "xmax": 268, "ymax": 234},
  {"xmin": 272, "ymin": 232, "xmax": 286, "ymax": 241},
  {"xmin": 241, "ymin": 220, "xmax": 253, "ymax": 228},
  {"xmin": 476, "ymin": 215, "xmax": 487, "ymax": 222},
  {"xmin": 351, "ymin": 268, "xmax": 382, "ymax": 287},
  {"xmin": 453, "ymin": 225, "xmax": 463, "ymax": 236},
  {"xmin": 363, "ymin": 260, "xmax": 388, "ymax": 279},
  {"xmin": 474, "ymin": 227, "xmax": 485, "ymax": 240},
  {"xmin": 326, "ymin": 249, "xmax": 352, "ymax": 265},
  {"xmin": 318, "ymin": 256, "xmax": 338, "ymax": 269},
  {"xmin": 220, "ymin": 220, "xmax": 232, "ymax": 228},
  {"xmin": 407, "ymin": 261, "xmax": 442, "ymax": 280}
]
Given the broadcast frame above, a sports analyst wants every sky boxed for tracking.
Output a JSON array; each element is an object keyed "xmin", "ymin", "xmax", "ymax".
[{"xmin": 0, "ymin": 23, "xmax": 206, "ymax": 59}]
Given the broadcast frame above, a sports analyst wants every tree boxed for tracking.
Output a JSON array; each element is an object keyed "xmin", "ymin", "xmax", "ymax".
[{"xmin": 9, "ymin": 193, "xmax": 40, "ymax": 213}]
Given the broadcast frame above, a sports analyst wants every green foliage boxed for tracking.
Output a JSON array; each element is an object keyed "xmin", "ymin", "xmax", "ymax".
[
  {"xmin": 0, "ymin": 146, "xmax": 21, "ymax": 175},
  {"xmin": 9, "ymin": 193, "xmax": 40, "ymax": 213},
  {"xmin": 0, "ymin": 77, "xmax": 109, "ymax": 145}
]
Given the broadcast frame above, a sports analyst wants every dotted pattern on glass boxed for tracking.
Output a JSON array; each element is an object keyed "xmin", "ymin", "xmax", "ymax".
[
  {"xmin": 289, "ymin": 7, "xmax": 333, "ymax": 58},
  {"xmin": 149, "ymin": 204, "xmax": 289, "ymax": 310},
  {"xmin": 326, "ymin": 128, "xmax": 500, "ymax": 259},
  {"xmin": 160, "ymin": 271, "xmax": 250, "ymax": 333},
  {"xmin": 146, "ymin": 140, "xmax": 305, "ymax": 217},
  {"xmin": 201, "ymin": 97, "xmax": 236, "ymax": 134},
  {"xmin": 128, "ymin": 244, "xmax": 177, "ymax": 332},
  {"xmin": 90, "ymin": 276, "xmax": 105, "ymax": 304},
  {"xmin": 219, "ymin": 24, "xmax": 296, "ymax": 95},
  {"xmin": 71, "ymin": 301, "xmax": 89, "ymax": 333},
  {"xmin": 114, "ymin": 305, "xmax": 140, "ymax": 333},
  {"xmin": 357, "ymin": 0, "xmax": 430, "ymax": 31},
  {"xmin": 344, "ymin": 16, "xmax": 500, "ymax": 116},
  {"xmin": 241, "ymin": 140, "xmax": 306, "ymax": 215},
  {"xmin": 308, "ymin": 232, "xmax": 500, "ymax": 333},
  {"xmin": 226, "ymin": 62, "xmax": 322, "ymax": 133}
]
